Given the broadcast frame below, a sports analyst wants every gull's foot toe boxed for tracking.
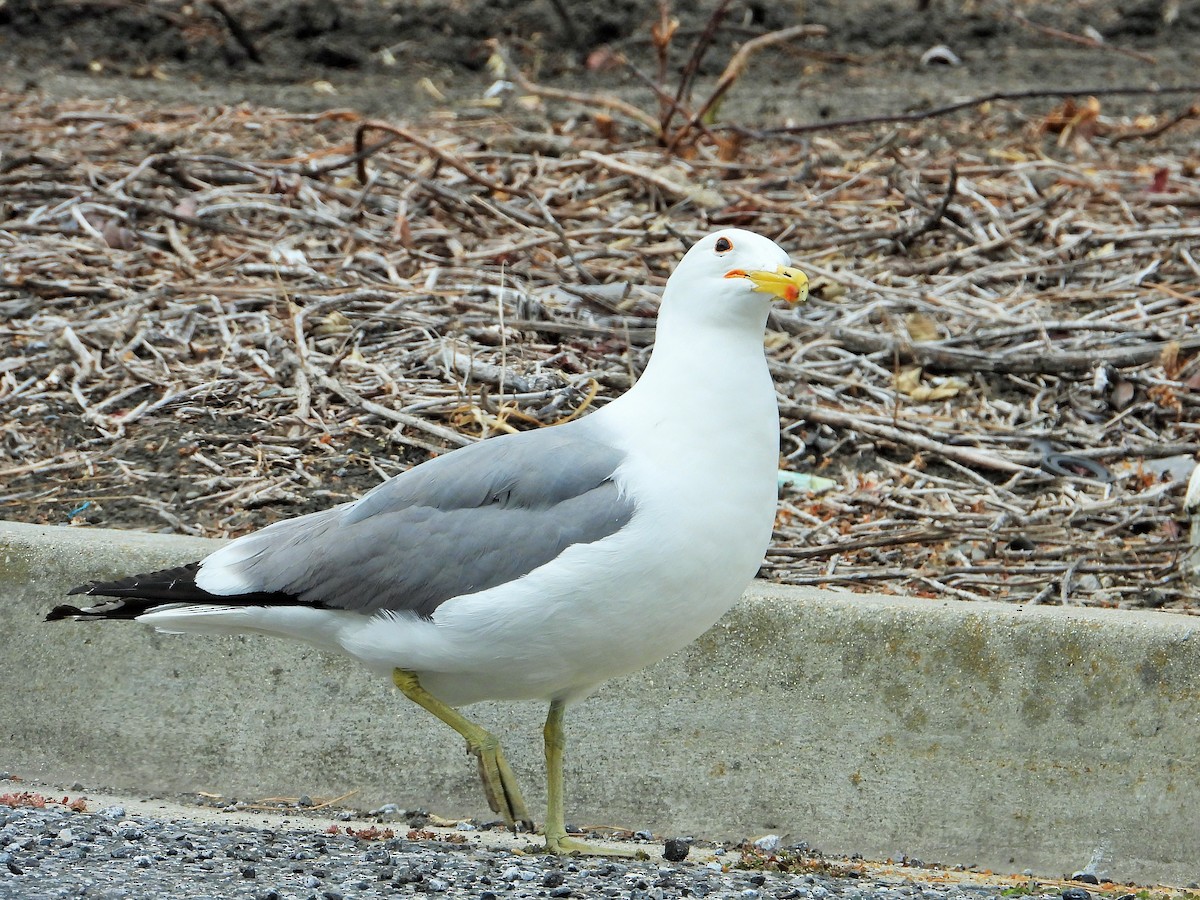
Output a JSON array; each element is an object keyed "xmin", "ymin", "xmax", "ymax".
[
  {"xmin": 470, "ymin": 744, "xmax": 532, "ymax": 832},
  {"xmin": 543, "ymin": 834, "xmax": 648, "ymax": 858}
]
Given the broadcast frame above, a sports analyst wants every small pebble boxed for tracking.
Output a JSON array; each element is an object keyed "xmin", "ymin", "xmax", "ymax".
[
  {"xmin": 117, "ymin": 823, "xmax": 144, "ymax": 840},
  {"xmin": 663, "ymin": 838, "xmax": 690, "ymax": 862},
  {"xmin": 753, "ymin": 834, "xmax": 783, "ymax": 853},
  {"xmin": 1062, "ymin": 889, "xmax": 1092, "ymax": 900},
  {"xmin": 1072, "ymin": 873, "xmax": 1101, "ymax": 885}
]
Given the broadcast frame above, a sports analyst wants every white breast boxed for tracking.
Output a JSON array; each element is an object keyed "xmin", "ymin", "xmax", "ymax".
[{"xmin": 336, "ymin": 345, "xmax": 781, "ymax": 707}]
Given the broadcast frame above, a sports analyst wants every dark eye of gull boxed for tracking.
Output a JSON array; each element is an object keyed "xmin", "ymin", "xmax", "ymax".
[{"xmin": 714, "ymin": 236, "xmax": 733, "ymax": 253}]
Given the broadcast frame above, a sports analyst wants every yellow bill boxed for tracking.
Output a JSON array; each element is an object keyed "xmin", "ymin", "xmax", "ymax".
[{"xmin": 725, "ymin": 265, "xmax": 809, "ymax": 304}]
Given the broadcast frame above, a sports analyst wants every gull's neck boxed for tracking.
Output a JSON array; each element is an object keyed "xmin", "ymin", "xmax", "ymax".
[
  {"xmin": 607, "ymin": 298, "xmax": 776, "ymax": 435},
  {"xmin": 635, "ymin": 299, "xmax": 772, "ymax": 394}
]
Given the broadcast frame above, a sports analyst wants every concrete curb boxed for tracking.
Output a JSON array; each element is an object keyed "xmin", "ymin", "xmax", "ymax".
[{"xmin": 3, "ymin": 520, "xmax": 1198, "ymax": 884}]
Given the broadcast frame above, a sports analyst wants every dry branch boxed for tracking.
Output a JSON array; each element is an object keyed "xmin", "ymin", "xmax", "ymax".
[
  {"xmin": 489, "ymin": 42, "xmax": 661, "ymax": 135},
  {"xmin": 665, "ymin": 24, "xmax": 827, "ymax": 151},
  {"xmin": 354, "ymin": 120, "xmax": 510, "ymax": 194},
  {"xmin": 791, "ymin": 405, "xmax": 1043, "ymax": 476},
  {"xmin": 815, "ymin": 325, "xmax": 1200, "ymax": 376},
  {"xmin": 316, "ymin": 375, "xmax": 473, "ymax": 449},
  {"xmin": 754, "ymin": 84, "xmax": 1200, "ymax": 136}
]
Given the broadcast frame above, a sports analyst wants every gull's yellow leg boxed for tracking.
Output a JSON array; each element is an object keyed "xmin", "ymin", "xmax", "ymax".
[
  {"xmin": 542, "ymin": 699, "xmax": 640, "ymax": 856},
  {"xmin": 392, "ymin": 668, "xmax": 532, "ymax": 831}
]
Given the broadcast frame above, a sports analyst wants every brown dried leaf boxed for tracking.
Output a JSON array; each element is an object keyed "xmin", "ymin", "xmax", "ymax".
[
  {"xmin": 0, "ymin": 792, "xmax": 48, "ymax": 809},
  {"xmin": 651, "ymin": 15, "xmax": 680, "ymax": 50},
  {"xmin": 1159, "ymin": 340, "xmax": 1181, "ymax": 377},
  {"xmin": 895, "ymin": 366, "xmax": 968, "ymax": 400},
  {"xmin": 904, "ymin": 312, "xmax": 940, "ymax": 343}
]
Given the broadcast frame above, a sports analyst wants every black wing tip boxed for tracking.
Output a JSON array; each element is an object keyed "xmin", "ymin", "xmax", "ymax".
[
  {"xmin": 54, "ymin": 561, "xmax": 303, "ymax": 620},
  {"xmin": 63, "ymin": 562, "xmax": 205, "ymax": 601},
  {"xmin": 46, "ymin": 604, "xmax": 86, "ymax": 622}
]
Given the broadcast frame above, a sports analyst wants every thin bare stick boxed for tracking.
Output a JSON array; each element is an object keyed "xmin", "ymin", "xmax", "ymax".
[
  {"xmin": 317, "ymin": 374, "xmax": 473, "ymax": 448},
  {"xmin": 752, "ymin": 83, "xmax": 1200, "ymax": 136},
  {"xmin": 354, "ymin": 120, "xmax": 511, "ymax": 193},
  {"xmin": 813, "ymin": 325, "xmax": 1200, "ymax": 375},
  {"xmin": 651, "ymin": 0, "xmax": 679, "ymax": 129},
  {"xmin": 1110, "ymin": 102, "xmax": 1200, "ymax": 144},
  {"xmin": 1011, "ymin": 12, "xmax": 1156, "ymax": 65},
  {"xmin": 207, "ymin": 0, "xmax": 263, "ymax": 64},
  {"xmin": 670, "ymin": 0, "xmax": 733, "ymax": 123},
  {"xmin": 666, "ymin": 24, "xmax": 827, "ymax": 151},
  {"xmin": 894, "ymin": 162, "xmax": 959, "ymax": 245},
  {"xmin": 793, "ymin": 405, "xmax": 1043, "ymax": 475},
  {"xmin": 489, "ymin": 41, "xmax": 662, "ymax": 135}
]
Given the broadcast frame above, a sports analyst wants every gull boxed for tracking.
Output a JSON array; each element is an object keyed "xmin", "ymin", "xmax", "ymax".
[{"xmin": 48, "ymin": 228, "xmax": 809, "ymax": 855}]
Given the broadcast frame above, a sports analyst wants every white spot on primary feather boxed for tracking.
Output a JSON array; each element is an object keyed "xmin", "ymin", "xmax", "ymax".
[
  {"xmin": 194, "ymin": 508, "xmax": 331, "ymax": 596},
  {"xmin": 194, "ymin": 543, "xmax": 257, "ymax": 595}
]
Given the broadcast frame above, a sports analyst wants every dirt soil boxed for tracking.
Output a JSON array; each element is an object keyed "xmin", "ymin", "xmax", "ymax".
[
  {"xmin": 1, "ymin": 0, "xmax": 1199, "ymax": 610},
  {"xmin": 2, "ymin": 1, "xmax": 1199, "ymax": 124}
]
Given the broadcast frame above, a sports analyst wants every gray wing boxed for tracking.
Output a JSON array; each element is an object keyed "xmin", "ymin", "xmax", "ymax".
[{"xmin": 199, "ymin": 423, "xmax": 634, "ymax": 617}]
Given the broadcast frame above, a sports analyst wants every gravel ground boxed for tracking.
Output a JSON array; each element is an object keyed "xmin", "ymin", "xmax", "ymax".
[{"xmin": 0, "ymin": 793, "xmax": 1149, "ymax": 900}]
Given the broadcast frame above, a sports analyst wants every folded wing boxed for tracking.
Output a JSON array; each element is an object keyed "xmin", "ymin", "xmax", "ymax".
[{"xmin": 52, "ymin": 424, "xmax": 634, "ymax": 622}]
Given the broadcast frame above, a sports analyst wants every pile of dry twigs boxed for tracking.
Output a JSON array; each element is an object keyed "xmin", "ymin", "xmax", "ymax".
[{"xmin": 1, "ymin": 78, "xmax": 1197, "ymax": 611}]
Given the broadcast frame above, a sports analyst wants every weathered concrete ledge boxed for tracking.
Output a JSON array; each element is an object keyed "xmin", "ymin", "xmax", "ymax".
[{"xmin": 3, "ymin": 520, "xmax": 1198, "ymax": 884}]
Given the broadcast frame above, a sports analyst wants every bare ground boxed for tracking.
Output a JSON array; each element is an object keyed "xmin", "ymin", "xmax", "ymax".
[{"xmin": 1, "ymin": 0, "xmax": 1199, "ymax": 611}]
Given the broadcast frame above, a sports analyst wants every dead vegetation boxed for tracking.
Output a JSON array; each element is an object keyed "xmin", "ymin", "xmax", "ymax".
[{"xmin": 1, "ymin": 72, "xmax": 1198, "ymax": 611}]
